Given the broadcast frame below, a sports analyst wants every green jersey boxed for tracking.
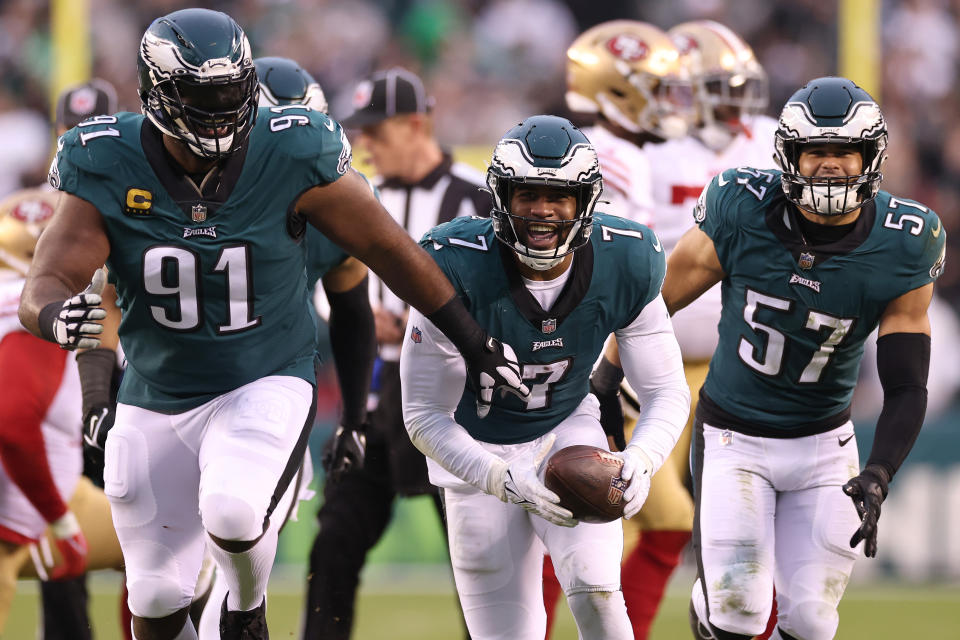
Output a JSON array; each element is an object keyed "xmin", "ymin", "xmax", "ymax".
[
  {"xmin": 422, "ymin": 213, "xmax": 665, "ymax": 444},
  {"xmin": 697, "ymin": 167, "xmax": 946, "ymax": 433},
  {"xmin": 50, "ymin": 108, "xmax": 353, "ymax": 412}
]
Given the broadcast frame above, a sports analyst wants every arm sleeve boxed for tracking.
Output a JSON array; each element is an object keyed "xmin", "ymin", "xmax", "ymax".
[
  {"xmin": 326, "ymin": 276, "xmax": 376, "ymax": 427},
  {"xmin": 399, "ymin": 308, "xmax": 508, "ymax": 497},
  {"xmin": 0, "ymin": 332, "xmax": 70, "ymax": 523},
  {"xmin": 615, "ymin": 294, "xmax": 691, "ymax": 472},
  {"xmin": 867, "ymin": 332, "xmax": 930, "ymax": 478}
]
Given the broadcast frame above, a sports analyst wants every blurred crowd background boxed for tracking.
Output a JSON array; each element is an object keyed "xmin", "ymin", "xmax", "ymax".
[
  {"xmin": 2, "ymin": 0, "xmax": 959, "ymax": 580},
  {"xmin": 3, "ymin": 0, "xmax": 960, "ymax": 305}
]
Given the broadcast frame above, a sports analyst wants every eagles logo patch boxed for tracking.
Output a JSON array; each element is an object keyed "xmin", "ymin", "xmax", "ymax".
[
  {"xmin": 931, "ymin": 245, "xmax": 946, "ymax": 280},
  {"xmin": 693, "ymin": 190, "xmax": 707, "ymax": 223}
]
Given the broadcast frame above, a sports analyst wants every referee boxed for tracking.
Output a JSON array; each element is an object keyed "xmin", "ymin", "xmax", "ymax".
[{"xmin": 304, "ymin": 68, "xmax": 488, "ymax": 640}]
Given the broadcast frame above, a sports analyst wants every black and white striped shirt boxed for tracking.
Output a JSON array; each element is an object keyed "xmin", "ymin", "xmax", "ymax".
[{"xmin": 374, "ymin": 153, "xmax": 491, "ymax": 359}]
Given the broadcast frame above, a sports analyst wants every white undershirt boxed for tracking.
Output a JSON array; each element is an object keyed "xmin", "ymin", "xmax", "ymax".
[
  {"xmin": 399, "ymin": 292, "xmax": 690, "ymax": 493},
  {"xmin": 520, "ymin": 265, "xmax": 572, "ymax": 312}
]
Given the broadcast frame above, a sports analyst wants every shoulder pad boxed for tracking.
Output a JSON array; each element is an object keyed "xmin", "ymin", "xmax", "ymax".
[
  {"xmin": 697, "ymin": 167, "xmax": 781, "ymax": 230},
  {"xmin": 256, "ymin": 106, "xmax": 349, "ymax": 157},
  {"xmin": 875, "ymin": 191, "xmax": 946, "ymax": 280},
  {"xmin": 251, "ymin": 107, "xmax": 352, "ymax": 186},
  {"xmin": 421, "ymin": 216, "xmax": 493, "ymax": 250},
  {"xmin": 50, "ymin": 112, "xmax": 142, "ymax": 180},
  {"xmin": 592, "ymin": 213, "xmax": 665, "ymax": 308},
  {"xmin": 593, "ymin": 212, "xmax": 662, "ymax": 253}
]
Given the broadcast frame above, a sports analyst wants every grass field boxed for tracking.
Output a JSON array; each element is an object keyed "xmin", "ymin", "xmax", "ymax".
[{"xmin": 8, "ymin": 568, "xmax": 959, "ymax": 639}]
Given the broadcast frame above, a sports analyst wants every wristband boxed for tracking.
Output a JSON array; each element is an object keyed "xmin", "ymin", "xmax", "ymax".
[
  {"xmin": 591, "ymin": 357, "xmax": 624, "ymax": 396},
  {"xmin": 425, "ymin": 295, "xmax": 484, "ymax": 353},
  {"xmin": 38, "ymin": 300, "xmax": 65, "ymax": 344}
]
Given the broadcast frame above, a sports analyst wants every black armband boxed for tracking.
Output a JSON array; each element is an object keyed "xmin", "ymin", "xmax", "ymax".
[
  {"xmin": 76, "ymin": 348, "xmax": 117, "ymax": 416},
  {"xmin": 867, "ymin": 332, "xmax": 930, "ymax": 479},
  {"xmin": 590, "ymin": 357, "xmax": 624, "ymax": 397},
  {"xmin": 37, "ymin": 300, "xmax": 64, "ymax": 344},
  {"xmin": 425, "ymin": 295, "xmax": 484, "ymax": 353},
  {"xmin": 327, "ymin": 276, "xmax": 376, "ymax": 427}
]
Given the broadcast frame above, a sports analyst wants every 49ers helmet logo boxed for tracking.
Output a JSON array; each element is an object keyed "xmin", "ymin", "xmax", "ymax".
[
  {"xmin": 10, "ymin": 199, "xmax": 54, "ymax": 225},
  {"xmin": 672, "ymin": 33, "xmax": 699, "ymax": 56},
  {"xmin": 606, "ymin": 35, "xmax": 648, "ymax": 62}
]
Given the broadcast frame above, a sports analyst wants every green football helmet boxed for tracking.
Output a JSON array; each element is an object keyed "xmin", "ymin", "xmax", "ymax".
[
  {"xmin": 255, "ymin": 56, "xmax": 328, "ymax": 113},
  {"xmin": 487, "ymin": 115, "xmax": 603, "ymax": 271},
  {"xmin": 137, "ymin": 8, "xmax": 259, "ymax": 159},
  {"xmin": 774, "ymin": 76, "xmax": 887, "ymax": 216}
]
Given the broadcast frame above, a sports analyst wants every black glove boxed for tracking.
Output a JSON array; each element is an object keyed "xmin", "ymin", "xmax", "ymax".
[
  {"xmin": 82, "ymin": 405, "xmax": 115, "ymax": 452},
  {"xmin": 322, "ymin": 423, "xmax": 368, "ymax": 483},
  {"xmin": 842, "ymin": 464, "xmax": 890, "ymax": 558},
  {"xmin": 464, "ymin": 335, "xmax": 528, "ymax": 418},
  {"xmin": 590, "ymin": 358, "xmax": 626, "ymax": 451},
  {"xmin": 425, "ymin": 297, "xmax": 529, "ymax": 418}
]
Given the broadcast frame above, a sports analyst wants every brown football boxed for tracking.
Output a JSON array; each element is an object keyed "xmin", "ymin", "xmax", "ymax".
[{"xmin": 544, "ymin": 445, "xmax": 629, "ymax": 523}]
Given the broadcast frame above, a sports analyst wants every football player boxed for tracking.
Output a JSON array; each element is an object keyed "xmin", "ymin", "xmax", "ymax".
[
  {"xmin": 564, "ymin": 20, "xmax": 692, "ymax": 226},
  {"xmin": 589, "ymin": 21, "xmax": 780, "ymax": 640},
  {"xmin": 18, "ymin": 9, "xmax": 527, "ymax": 640},
  {"xmin": 542, "ymin": 23, "xmax": 692, "ymax": 632},
  {"xmin": 194, "ymin": 55, "xmax": 375, "ymax": 640},
  {"xmin": 400, "ymin": 115, "xmax": 690, "ymax": 639},
  {"xmin": 664, "ymin": 77, "xmax": 944, "ymax": 640},
  {"xmin": 0, "ymin": 191, "xmax": 124, "ymax": 635}
]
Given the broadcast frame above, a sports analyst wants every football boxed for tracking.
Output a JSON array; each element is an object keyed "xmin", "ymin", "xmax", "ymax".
[{"xmin": 544, "ymin": 445, "xmax": 629, "ymax": 523}]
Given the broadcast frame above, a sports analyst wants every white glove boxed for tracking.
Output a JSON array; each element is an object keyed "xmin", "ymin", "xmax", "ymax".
[
  {"xmin": 487, "ymin": 434, "xmax": 577, "ymax": 527},
  {"xmin": 617, "ymin": 445, "xmax": 653, "ymax": 519},
  {"xmin": 51, "ymin": 269, "xmax": 107, "ymax": 350}
]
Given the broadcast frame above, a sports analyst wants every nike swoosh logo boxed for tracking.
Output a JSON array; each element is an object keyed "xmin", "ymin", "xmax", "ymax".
[
  {"xmin": 932, "ymin": 219, "xmax": 942, "ymax": 238},
  {"xmin": 717, "ymin": 173, "xmax": 730, "ymax": 187},
  {"xmin": 322, "ymin": 119, "xmax": 336, "ymax": 131},
  {"xmin": 838, "ymin": 435, "xmax": 854, "ymax": 447},
  {"xmin": 651, "ymin": 232, "xmax": 663, "ymax": 253}
]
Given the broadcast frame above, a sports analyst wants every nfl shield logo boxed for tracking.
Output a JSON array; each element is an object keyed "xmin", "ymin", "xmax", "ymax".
[
  {"xmin": 798, "ymin": 252, "xmax": 815, "ymax": 270},
  {"xmin": 719, "ymin": 430, "xmax": 733, "ymax": 446},
  {"xmin": 192, "ymin": 204, "xmax": 207, "ymax": 222},
  {"xmin": 410, "ymin": 326, "xmax": 422, "ymax": 343},
  {"xmin": 542, "ymin": 318, "xmax": 557, "ymax": 334},
  {"xmin": 608, "ymin": 477, "xmax": 628, "ymax": 505}
]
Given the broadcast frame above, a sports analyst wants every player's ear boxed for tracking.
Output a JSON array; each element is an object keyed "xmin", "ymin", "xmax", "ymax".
[{"xmin": 407, "ymin": 113, "xmax": 430, "ymax": 136}]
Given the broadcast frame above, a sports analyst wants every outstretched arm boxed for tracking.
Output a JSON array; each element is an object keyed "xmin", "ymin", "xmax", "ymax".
[
  {"xmin": 299, "ymin": 171, "xmax": 528, "ymax": 416},
  {"xmin": 298, "ymin": 170, "xmax": 454, "ymax": 314},
  {"xmin": 661, "ymin": 226, "xmax": 725, "ymax": 316}
]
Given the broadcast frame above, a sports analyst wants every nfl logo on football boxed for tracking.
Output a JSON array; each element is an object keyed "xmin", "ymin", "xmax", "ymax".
[
  {"xmin": 542, "ymin": 318, "xmax": 557, "ymax": 334},
  {"xmin": 798, "ymin": 251, "xmax": 815, "ymax": 270},
  {"xmin": 607, "ymin": 477, "xmax": 627, "ymax": 505}
]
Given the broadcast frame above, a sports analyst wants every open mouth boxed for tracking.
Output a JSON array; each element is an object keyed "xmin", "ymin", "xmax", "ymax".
[
  {"xmin": 524, "ymin": 222, "xmax": 561, "ymax": 249},
  {"xmin": 197, "ymin": 124, "xmax": 230, "ymax": 138}
]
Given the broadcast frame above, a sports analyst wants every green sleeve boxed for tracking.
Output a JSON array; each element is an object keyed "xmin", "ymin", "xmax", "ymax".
[{"xmin": 694, "ymin": 169, "xmax": 739, "ymax": 272}]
